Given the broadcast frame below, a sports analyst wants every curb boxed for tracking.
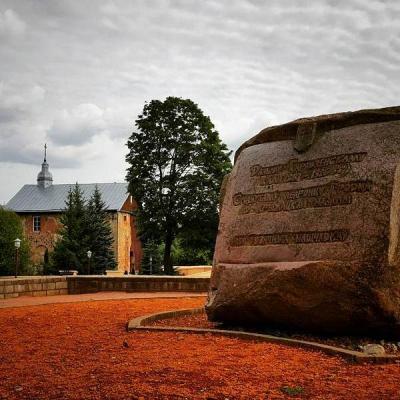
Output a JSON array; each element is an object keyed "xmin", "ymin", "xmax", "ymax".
[{"xmin": 127, "ymin": 308, "xmax": 400, "ymax": 364}]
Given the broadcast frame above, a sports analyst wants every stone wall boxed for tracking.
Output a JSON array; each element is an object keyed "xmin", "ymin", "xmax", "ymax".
[
  {"xmin": 0, "ymin": 275, "xmax": 209, "ymax": 299},
  {"xmin": 107, "ymin": 198, "xmax": 142, "ymax": 274},
  {"xmin": 109, "ymin": 211, "xmax": 139, "ymax": 274},
  {"xmin": 175, "ymin": 266, "xmax": 212, "ymax": 276},
  {"xmin": 117, "ymin": 196, "xmax": 143, "ymax": 274},
  {"xmin": 117, "ymin": 212, "xmax": 132, "ymax": 273},
  {"xmin": 0, "ymin": 276, "xmax": 68, "ymax": 299},
  {"xmin": 67, "ymin": 276, "xmax": 210, "ymax": 294},
  {"xmin": 21, "ymin": 213, "xmax": 62, "ymax": 264}
]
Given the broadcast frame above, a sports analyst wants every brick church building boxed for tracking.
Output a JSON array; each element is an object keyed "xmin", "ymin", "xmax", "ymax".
[{"xmin": 6, "ymin": 150, "xmax": 142, "ymax": 274}]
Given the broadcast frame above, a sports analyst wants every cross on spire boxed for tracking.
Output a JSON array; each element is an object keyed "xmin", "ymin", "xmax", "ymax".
[{"xmin": 37, "ymin": 143, "xmax": 53, "ymax": 188}]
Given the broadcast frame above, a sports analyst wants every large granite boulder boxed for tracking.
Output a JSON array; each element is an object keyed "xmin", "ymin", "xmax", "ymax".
[{"xmin": 206, "ymin": 106, "xmax": 400, "ymax": 336}]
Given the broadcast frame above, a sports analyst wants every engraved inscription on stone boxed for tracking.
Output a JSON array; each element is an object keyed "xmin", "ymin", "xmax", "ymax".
[
  {"xmin": 250, "ymin": 152, "xmax": 367, "ymax": 186},
  {"xmin": 233, "ymin": 180, "xmax": 372, "ymax": 214},
  {"xmin": 230, "ymin": 151, "xmax": 370, "ymax": 247},
  {"xmin": 230, "ymin": 229, "xmax": 350, "ymax": 247}
]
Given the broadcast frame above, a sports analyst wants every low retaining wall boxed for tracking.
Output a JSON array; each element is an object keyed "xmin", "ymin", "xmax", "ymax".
[
  {"xmin": 67, "ymin": 276, "xmax": 210, "ymax": 294},
  {"xmin": 0, "ymin": 275, "xmax": 210, "ymax": 298},
  {"xmin": 0, "ymin": 276, "xmax": 68, "ymax": 299},
  {"xmin": 175, "ymin": 265, "xmax": 212, "ymax": 276}
]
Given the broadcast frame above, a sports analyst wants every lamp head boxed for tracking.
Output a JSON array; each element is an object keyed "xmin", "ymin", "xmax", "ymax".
[
  {"xmin": 14, "ymin": 238, "xmax": 21, "ymax": 249},
  {"xmin": 87, "ymin": 250, "xmax": 92, "ymax": 258}
]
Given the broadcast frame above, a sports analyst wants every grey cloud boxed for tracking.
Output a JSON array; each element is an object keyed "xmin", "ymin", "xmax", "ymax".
[
  {"xmin": 0, "ymin": 122, "xmax": 83, "ymax": 168},
  {"xmin": 47, "ymin": 103, "xmax": 135, "ymax": 144},
  {"xmin": 0, "ymin": 108, "xmax": 20, "ymax": 124},
  {"xmin": 0, "ymin": 0, "xmax": 399, "ymax": 203},
  {"xmin": 0, "ymin": 83, "xmax": 45, "ymax": 122},
  {"xmin": 0, "ymin": 9, "xmax": 26, "ymax": 37},
  {"xmin": 47, "ymin": 103, "xmax": 106, "ymax": 145}
]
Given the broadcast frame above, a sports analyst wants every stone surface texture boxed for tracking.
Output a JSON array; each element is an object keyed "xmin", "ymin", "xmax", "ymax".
[
  {"xmin": 67, "ymin": 276, "xmax": 210, "ymax": 294},
  {"xmin": 0, "ymin": 276, "xmax": 68, "ymax": 299},
  {"xmin": 0, "ymin": 276, "xmax": 209, "ymax": 299},
  {"xmin": 206, "ymin": 106, "xmax": 400, "ymax": 335},
  {"xmin": 363, "ymin": 344, "xmax": 386, "ymax": 356}
]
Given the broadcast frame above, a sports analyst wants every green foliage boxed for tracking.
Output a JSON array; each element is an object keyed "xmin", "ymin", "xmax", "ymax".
[
  {"xmin": 85, "ymin": 186, "xmax": 117, "ymax": 274},
  {"xmin": 42, "ymin": 248, "xmax": 51, "ymax": 275},
  {"xmin": 140, "ymin": 240, "xmax": 163, "ymax": 275},
  {"xmin": 166, "ymin": 237, "xmax": 212, "ymax": 266},
  {"xmin": 52, "ymin": 184, "xmax": 116, "ymax": 274},
  {"xmin": 174, "ymin": 210, "xmax": 217, "ymax": 265},
  {"xmin": 126, "ymin": 96, "xmax": 232, "ymax": 273},
  {"xmin": 52, "ymin": 184, "xmax": 87, "ymax": 273},
  {"xmin": 0, "ymin": 207, "xmax": 30, "ymax": 276},
  {"xmin": 280, "ymin": 386, "xmax": 304, "ymax": 396}
]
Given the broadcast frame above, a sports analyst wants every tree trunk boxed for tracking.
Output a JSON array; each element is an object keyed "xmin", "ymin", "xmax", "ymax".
[{"xmin": 163, "ymin": 227, "xmax": 174, "ymax": 275}]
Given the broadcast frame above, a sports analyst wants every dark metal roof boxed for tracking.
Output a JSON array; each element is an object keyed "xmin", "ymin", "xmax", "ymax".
[{"xmin": 6, "ymin": 183, "xmax": 129, "ymax": 213}]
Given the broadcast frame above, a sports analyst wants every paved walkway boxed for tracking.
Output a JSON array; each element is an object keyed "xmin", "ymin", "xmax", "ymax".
[{"xmin": 0, "ymin": 291, "xmax": 207, "ymax": 309}]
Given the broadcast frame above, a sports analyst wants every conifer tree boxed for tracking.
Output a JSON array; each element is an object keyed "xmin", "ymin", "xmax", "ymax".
[
  {"xmin": 85, "ymin": 186, "xmax": 116, "ymax": 274},
  {"xmin": 52, "ymin": 183, "xmax": 87, "ymax": 273}
]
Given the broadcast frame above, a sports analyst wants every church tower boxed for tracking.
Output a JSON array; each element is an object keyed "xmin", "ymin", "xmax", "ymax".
[{"xmin": 37, "ymin": 144, "xmax": 53, "ymax": 188}]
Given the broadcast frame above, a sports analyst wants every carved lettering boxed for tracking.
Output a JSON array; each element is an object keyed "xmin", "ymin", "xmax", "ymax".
[
  {"xmin": 251, "ymin": 152, "xmax": 367, "ymax": 177},
  {"xmin": 232, "ymin": 152, "xmax": 369, "ymax": 247},
  {"xmin": 233, "ymin": 180, "xmax": 372, "ymax": 214},
  {"xmin": 250, "ymin": 152, "xmax": 367, "ymax": 186},
  {"xmin": 238, "ymin": 193, "xmax": 352, "ymax": 214},
  {"xmin": 230, "ymin": 229, "xmax": 349, "ymax": 247}
]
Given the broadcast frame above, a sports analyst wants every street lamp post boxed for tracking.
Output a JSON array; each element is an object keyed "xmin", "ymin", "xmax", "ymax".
[
  {"xmin": 149, "ymin": 255, "xmax": 153, "ymax": 275},
  {"xmin": 14, "ymin": 238, "xmax": 21, "ymax": 278},
  {"xmin": 87, "ymin": 250, "xmax": 92, "ymax": 275}
]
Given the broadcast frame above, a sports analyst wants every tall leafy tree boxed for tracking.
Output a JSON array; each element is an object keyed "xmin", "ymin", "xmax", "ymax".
[
  {"xmin": 126, "ymin": 96, "xmax": 232, "ymax": 274},
  {"xmin": 0, "ymin": 207, "xmax": 30, "ymax": 275},
  {"xmin": 85, "ymin": 186, "xmax": 116, "ymax": 274},
  {"xmin": 52, "ymin": 184, "xmax": 87, "ymax": 273}
]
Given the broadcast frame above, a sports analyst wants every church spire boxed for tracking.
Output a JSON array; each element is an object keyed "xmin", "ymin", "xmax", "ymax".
[{"xmin": 37, "ymin": 144, "xmax": 53, "ymax": 188}]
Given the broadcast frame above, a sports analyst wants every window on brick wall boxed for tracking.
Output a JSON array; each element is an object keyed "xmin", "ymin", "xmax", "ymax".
[{"xmin": 33, "ymin": 216, "xmax": 41, "ymax": 232}]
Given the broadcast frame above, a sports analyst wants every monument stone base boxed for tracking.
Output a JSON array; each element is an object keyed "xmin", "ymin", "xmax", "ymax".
[{"xmin": 206, "ymin": 260, "xmax": 400, "ymax": 336}]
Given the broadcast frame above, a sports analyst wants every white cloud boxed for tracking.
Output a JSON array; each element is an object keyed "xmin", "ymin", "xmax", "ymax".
[
  {"xmin": 47, "ymin": 103, "xmax": 135, "ymax": 145},
  {"xmin": 48, "ymin": 103, "xmax": 106, "ymax": 145},
  {"xmin": 100, "ymin": 2, "xmax": 120, "ymax": 16},
  {"xmin": 0, "ymin": 9, "xmax": 26, "ymax": 37},
  {"xmin": 0, "ymin": 83, "xmax": 46, "ymax": 144},
  {"xmin": 0, "ymin": 83, "xmax": 44, "ymax": 113},
  {"xmin": 0, "ymin": 0, "xmax": 399, "ymax": 203}
]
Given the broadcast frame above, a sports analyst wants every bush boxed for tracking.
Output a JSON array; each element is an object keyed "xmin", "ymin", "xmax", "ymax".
[{"xmin": 0, "ymin": 207, "xmax": 30, "ymax": 276}]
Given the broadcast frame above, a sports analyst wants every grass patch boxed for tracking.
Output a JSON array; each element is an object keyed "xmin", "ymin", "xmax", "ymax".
[{"xmin": 280, "ymin": 385, "xmax": 304, "ymax": 396}]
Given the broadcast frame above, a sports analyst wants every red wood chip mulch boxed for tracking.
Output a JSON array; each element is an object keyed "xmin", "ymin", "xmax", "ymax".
[
  {"xmin": 0, "ymin": 297, "xmax": 399, "ymax": 400},
  {"xmin": 151, "ymin": 313, "xmax": 400, "ymax": 354}
]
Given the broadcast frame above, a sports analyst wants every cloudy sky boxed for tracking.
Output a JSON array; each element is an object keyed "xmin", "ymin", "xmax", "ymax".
[{"xmin": 1, "ymin": 0, "xmax": 399, "ymax": 203}]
